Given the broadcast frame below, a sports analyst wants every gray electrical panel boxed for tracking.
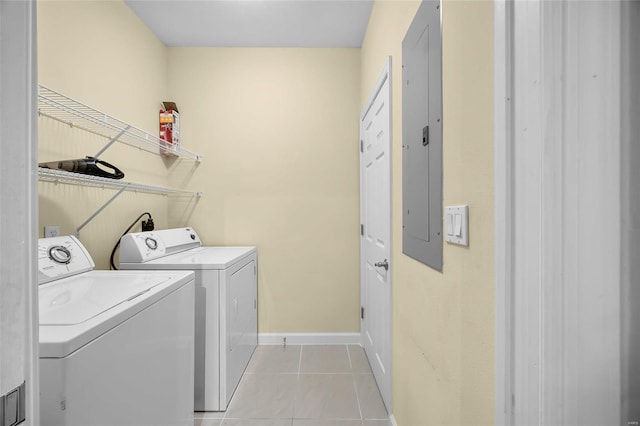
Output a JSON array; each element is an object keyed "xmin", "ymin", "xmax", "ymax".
[{"xmin": 402, "ymin": 0, "xmax": 443, "ymax": 271}]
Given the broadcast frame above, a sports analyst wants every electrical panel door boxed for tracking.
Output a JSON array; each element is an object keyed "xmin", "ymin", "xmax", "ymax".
[{"xmin": 402, "ymin": 0, "xmax": 443, "ymax": 271}]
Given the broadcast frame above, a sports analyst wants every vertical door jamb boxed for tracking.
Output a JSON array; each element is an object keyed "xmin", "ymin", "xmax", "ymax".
[
  {"xmin": 0, "ymin": 0, "xmax": 39, "ymax": 424},
  {"xmin": 495, "ymin": 1, "xmax": 623, "ymax": 424},
  {"xmin": 494, "ymin": 1, "xmax": 514, "ymax": 424}
]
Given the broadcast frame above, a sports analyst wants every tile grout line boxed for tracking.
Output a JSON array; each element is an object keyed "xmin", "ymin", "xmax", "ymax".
[
  {"xmin": 290, "ymin": 344, "xmax": 304, "ymax": 425},
  {"xmin": 298, "ymin": 344, "xmax": 303, "ymax": 376},
  {"xmin": 352, "ymin": 373, "xmax": 365, "ymax": 423},
  {"xmin": 348, "ymin": 344, "xmax": 365, "ymax": 423}
]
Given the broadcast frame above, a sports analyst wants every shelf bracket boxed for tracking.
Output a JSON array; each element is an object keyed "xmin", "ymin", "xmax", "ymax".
[
  {"xmin": 75, "ymin": 186, "xmax": 127, "ymax": 237},
  {"xmin": 94, "ymin": 125, "xmax": 131, "ymax": 159}
]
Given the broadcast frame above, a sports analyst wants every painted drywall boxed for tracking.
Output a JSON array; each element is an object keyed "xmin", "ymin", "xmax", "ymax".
[
  {"xmin": 167, "ymin": 48, "xmax": 361, "ymax": 333},
  {"xmin": 37, "ymin": 0, "xmax": 175, "ymax": 269},
  {"xmin": 360, "ymin": 1, "xmax": 494, "ymax": 424}
]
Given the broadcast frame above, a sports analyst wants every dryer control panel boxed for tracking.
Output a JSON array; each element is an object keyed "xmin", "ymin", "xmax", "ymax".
[
  {"xmin": 119, "ymin": 227, "xmax": 202, "ymax": 263},
  {"xmin": 38, "ymin": 235, "xmax": 95, "ymax": 285}
]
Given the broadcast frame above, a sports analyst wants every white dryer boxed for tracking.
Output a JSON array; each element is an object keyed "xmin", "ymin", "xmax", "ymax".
[
  {"xmin": 38, "ymin": 235, "xmax": 195, "ymax": 426},
  {"xmin": 119, "ymin": 227, "xmax": 257, "ymax": 411}
]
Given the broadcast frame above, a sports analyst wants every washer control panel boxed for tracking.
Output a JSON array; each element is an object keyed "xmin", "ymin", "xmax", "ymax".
[
  {"xmin": 119, "ymin": 227, "xmax": 202, "ymax": 264},
  {"xmin": 38, "ymin": 235, "xmax": 95, "ymax": 285}
]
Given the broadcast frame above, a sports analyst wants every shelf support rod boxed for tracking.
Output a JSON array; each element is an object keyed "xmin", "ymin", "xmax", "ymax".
[
  {"xmin": 94, "ymin": 125, "xmax": 131, "ymax": 159},
  {"xmin": 75, "ymin": 186, "xmax": 127, "ymax": 237}
]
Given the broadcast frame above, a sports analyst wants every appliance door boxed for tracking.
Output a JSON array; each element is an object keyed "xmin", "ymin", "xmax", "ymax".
[{"xmin": 220, "ymin": 254, "xmax": 258, "ymax": 408}]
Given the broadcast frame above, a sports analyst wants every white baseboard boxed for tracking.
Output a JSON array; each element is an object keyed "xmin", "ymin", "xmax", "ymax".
[
  {"xmin": 389, "ymin": 413, "xmax": 398, "ymax": 426},
  {"xmin": 258, "ymin": 332, "xmax": 361, "ymax": 345}
]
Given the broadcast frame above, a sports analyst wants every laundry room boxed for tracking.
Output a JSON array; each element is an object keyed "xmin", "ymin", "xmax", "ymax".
[
  {"xmin": 30, "ymin": 0, "xmax": 495, "ymax": 425},
  {"xmin": 37, "ymin": 0, "xmax": 362, "ymax": 336},
  {"xmin": 4, "ymin": 0, "xmax": 639, "ymax": 425}
]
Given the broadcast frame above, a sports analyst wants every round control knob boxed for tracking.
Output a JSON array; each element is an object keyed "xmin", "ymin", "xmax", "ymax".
[
  {"xmin": 145, "ymin": 237, "xmax": 158, "ymax": 250},
  {"xmin": 48, "ymin": 245, "xmax": 71, "ymax": 264},
  {"xmin": 190, "ymin": 234, "xmax": 196, "ymax": 240}
]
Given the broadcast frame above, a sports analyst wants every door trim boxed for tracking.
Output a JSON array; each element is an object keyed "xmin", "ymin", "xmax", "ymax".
[
  {"xmin": 495, "ymin": 1, "xmax": 623, "ymax": 424},
  {"xmin": 0, "ymin": 0, "xmax": 39, "ymax": 423},
  {"xmin": 494, "ymin": 1, "xmax": 513, "ymax": 424},
  {"xmin": 359, "ymin": 56, "xmax": 392, "ymax": 410}
]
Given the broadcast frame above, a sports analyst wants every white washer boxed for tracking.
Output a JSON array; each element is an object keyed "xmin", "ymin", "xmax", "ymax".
[
  {"xmin": 119, "ymin": 227, "xmax": 257, "ymax": 412},
  {"xmin": 38, "ymin": 235, "xmax": 195, "ymax": 426}
]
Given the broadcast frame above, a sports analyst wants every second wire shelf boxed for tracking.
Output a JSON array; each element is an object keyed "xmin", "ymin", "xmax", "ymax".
[
  {"xmin": 38, "ymin": 167, "xmax": 202, "ymax": 237},
  {"xmin": 38, "ymin": 167, "xmax": 201, "ymax": 197}
]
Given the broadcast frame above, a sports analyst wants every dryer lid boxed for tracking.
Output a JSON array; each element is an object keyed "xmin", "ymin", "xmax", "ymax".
[
  {"xmin": 39, "ymin": 274, "xmax": 169, "ymax": 325},
  {"xmin": 120, "ymin": 246, "xmax": 256, "ymax": 270}
]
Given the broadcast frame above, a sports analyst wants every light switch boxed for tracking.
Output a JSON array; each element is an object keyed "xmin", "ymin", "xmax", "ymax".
[
  {"xmin": 454, "ymin": 214, "xmax": 462, "ymax": 236},
  {"xmin": 4, "ymin": 390, "xmax": 18, "ymax": 425},
  {"xmin": 444, "ymin": 205, "xmax": 468, "ymax": 246},
  {"xmin": 1, "ymin": 382, "xmax": 25, "ymax": 426}
]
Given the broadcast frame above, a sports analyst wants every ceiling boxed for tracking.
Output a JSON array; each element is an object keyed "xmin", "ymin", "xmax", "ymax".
[{"xmin": 124, "ymin": 0, "xmax": 374, "ymax": 48}]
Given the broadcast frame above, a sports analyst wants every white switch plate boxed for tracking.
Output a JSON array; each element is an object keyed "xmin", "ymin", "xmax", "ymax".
[
  {"xmin": 444, "ymin": 205, "xmax": 468, "ymax": 246},
  {"xmin": 44, "ymin": 226, "xmax": 60, "ymax": 238}
]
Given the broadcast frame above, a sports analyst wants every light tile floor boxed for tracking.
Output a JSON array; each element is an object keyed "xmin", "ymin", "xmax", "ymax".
[{"xmin": 194, "ymin": 345, "xmax": 390, "ymax": 426}]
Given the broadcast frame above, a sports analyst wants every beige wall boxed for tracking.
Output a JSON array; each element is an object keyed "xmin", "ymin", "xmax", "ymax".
[
  {"xmin": 167, "ymin": 48, "xmax": 361, "ymax": 333},
  {"xmin": 37, "ymin": 1, "xmax": 173, "ymax": 269},
  {"xmin": 37, "ymin": 2, "xmax": 362, "ymax": 332},
  {"xmin": 360, "ymin": 1, "xmax": 495, "ymax": 425}
]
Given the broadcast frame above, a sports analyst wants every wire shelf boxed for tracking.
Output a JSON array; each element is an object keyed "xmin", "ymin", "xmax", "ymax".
[
  {"xmin": 38, "ymin": 85, "xmax": 202, "ymax": 162},
  {"xmin": 38, "ymin": 167, "xmax": 201, "ymax": 197}
]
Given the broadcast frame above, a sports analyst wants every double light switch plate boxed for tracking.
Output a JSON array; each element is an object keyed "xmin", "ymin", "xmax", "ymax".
[{"xmin": 445, "ymin": 205, "xmax": 468, "ymax": 246}]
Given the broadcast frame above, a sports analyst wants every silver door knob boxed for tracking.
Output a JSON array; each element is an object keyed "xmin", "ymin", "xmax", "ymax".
[{"xmin": 374, "ymin": 259, "xmax": 389, "ymax": 271}]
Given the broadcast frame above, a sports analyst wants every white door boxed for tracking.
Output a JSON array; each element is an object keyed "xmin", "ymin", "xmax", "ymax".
[{"xmin": 360, "ymin": 59, "xmax": 391, "ymax": 410}]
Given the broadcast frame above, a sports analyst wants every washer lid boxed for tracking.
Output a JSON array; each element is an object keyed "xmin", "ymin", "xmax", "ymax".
[
  {"xmin": 39, "ymin": 270, "xmax": 195, "ymax": 358},
  {"xmin": 39, "ymin": 274, "xmax": 169, "ymax": 325}
]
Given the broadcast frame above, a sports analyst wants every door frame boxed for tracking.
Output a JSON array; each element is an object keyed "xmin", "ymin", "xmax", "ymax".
[
  {"xmin": 493, "ymin": 1, "xmax": 513, "ymax": 423},
  {"xmin": 494, "ymin": 1, "xmax": 623, "ymax": 424},
  {"xmin": 0, "ymin": 0, "xmax": 39, "ymax": 423},
  {"xmin": 359, "ymin": 56, "xmax": 392, "ymax": 410}
]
